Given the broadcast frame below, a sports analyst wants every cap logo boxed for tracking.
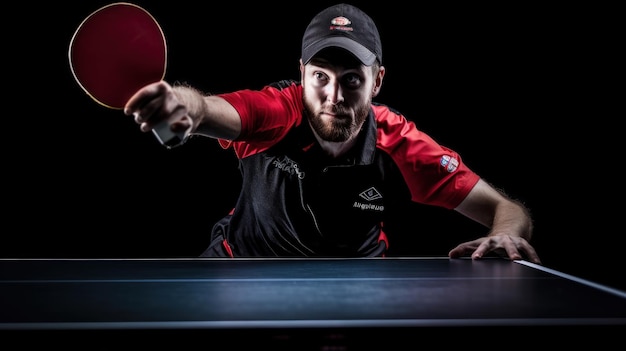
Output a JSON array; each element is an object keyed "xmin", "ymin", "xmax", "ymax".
[{"xmin": 330, "ymin": 16, "xmax": 353, "ymax": 32}]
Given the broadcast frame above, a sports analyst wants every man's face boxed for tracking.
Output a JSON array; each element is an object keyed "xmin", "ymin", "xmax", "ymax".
[{"xmin": 301, "ymin": 48, "xmax": 377, "ymax": 143}]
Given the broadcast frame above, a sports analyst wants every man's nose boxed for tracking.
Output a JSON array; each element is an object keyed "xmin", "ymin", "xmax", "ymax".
[{"xmin": 326, "ymin": 81, "xmax": 344, "ymax": 105}]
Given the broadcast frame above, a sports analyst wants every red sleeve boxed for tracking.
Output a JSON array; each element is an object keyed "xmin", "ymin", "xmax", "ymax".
[
  {"xmin": 373, "ymin": 105, "xmax": 480, "ymax": 209},
  {"xmin": 216, "ymin": 83, "xmax": 303, "ymax": 159}
]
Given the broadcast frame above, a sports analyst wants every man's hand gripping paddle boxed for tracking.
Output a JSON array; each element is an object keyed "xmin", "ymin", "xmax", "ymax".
[{"xmin": 69, "ymin": 2, "xmax": 184, "ymax": 147}]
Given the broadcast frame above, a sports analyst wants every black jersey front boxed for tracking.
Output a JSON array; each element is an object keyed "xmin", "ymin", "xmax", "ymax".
[{"xmin": 206, "ymin": 108, "xmax": 402, "ymax": 257}]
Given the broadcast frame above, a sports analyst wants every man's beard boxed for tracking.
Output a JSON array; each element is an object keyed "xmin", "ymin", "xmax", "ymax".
[{"xmin": 303, "ymin": 94, "xmax": 370, "ymax": 143}]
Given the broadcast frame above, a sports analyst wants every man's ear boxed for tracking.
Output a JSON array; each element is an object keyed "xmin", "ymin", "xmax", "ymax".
[{"xmin": 372, "ymin": 65, "xmax": 385, "ymax": 98}]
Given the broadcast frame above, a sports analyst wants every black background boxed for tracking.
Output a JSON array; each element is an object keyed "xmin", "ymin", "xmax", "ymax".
[{"xmin": 3, "ymin": 1, "xmax": 623, "ymax": 291}]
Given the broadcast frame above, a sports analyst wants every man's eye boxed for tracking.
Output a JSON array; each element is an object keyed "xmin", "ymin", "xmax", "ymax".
[
  {"xmin": 343, "ymin": 74, "xmax": 361, "ymax": 88},
  {"xmin": 314, "ymin": 72, "xmax": 328, "ymax": 81}
]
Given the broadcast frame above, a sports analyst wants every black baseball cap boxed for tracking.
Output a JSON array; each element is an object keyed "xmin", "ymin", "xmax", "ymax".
[{"xmin": 301, "ymin": 3, "xmax": 382, "ymax": 66}]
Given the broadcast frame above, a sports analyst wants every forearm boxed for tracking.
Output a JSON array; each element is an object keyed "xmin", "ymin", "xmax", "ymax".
[
  {"xmin": 455, "ymin": 179, "xmax": 533, "ymax": 241},
  {"xmin": 488, "ymin": 199, "xmax": 534, "ymax": 241},
  {"xmin": 172, "ymin": 84, "xmax": 241, "ymax": 140}
]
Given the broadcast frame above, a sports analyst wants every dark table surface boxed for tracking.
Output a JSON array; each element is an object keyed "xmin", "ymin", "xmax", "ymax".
[{"xmin": 1, "ymin": 257, "xmax": 624, "ymax": 348}]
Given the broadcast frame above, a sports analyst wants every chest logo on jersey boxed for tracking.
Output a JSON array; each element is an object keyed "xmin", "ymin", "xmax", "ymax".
[
  {"xmin": 353, "ymin": 187, "xmax": 384, "ymax": 212},
  {"xmin": 359, "ymin": 187, "xmax": 382, "ymax": 201},
  {"xmin": 272, "ymin": 159, "xmax": 305, "ymax": 179}
]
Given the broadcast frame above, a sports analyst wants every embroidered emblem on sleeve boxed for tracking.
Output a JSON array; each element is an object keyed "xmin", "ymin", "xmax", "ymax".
[{"xmin": 440, "ymin": 155, "xmax": 459, "ymax": 173}]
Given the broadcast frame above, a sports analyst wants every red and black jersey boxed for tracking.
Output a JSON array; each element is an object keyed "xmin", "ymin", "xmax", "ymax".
[{"xmin": 200, "ymin": 80, "xmax": 480, "ymax": 258}]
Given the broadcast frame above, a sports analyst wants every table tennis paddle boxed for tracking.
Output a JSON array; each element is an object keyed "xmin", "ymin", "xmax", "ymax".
[{"xmin": 69, "ymin": 2, "xmax": 184, "ymax": 147}]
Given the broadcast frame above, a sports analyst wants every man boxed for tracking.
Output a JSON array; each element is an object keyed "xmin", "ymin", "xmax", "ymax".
[{"xmin": 124, "ymin": 3, "xmax": 540, "ymax": 263}]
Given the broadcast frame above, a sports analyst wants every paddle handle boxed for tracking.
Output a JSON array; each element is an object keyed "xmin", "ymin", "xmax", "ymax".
[{"xmin": 152, "ymin": 120, "xmax": 187, "ymax": 149}]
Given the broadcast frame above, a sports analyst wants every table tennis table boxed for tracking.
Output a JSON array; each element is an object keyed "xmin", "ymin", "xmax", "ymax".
[{"xmin": 1, "ymin": 257, "xmax": 624, "ymax": 348}]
